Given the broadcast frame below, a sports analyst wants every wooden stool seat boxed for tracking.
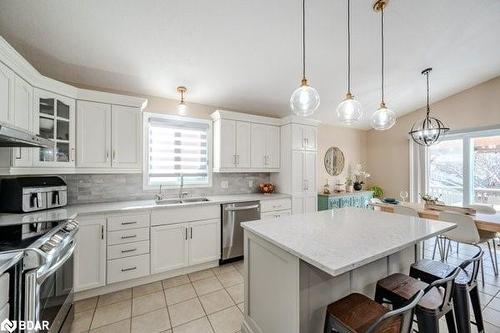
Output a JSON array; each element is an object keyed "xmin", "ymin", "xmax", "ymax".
[
  {"xmin": 410, "ymin": 259, "xmax": 470, "ymax": 285},
  {"xmin": 326, "ymin": 293, "xmax": 399, "ymax": 332},
  {"xmin": 409, "ymin": 246, "xmax": 484, "ymax": 333},
  {"xmin": 376, "ymin": 273, "xmax": 444, "ymax": 312}
]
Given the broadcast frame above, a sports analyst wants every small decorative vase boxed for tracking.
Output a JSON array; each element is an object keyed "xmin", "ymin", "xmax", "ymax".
[{"xmin": 353, "ymin": 181, "xmax": 363, "ymax": 191}]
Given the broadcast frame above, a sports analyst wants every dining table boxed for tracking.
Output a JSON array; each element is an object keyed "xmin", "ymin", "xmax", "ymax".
[{"xmin": 371, "ymin": 201, "xmax": 500, "ymax": 233}]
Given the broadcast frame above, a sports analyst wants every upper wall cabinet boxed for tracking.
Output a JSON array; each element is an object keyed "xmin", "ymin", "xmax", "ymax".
[
  {"xmin": 291, "ymin": 124, "xmax": 317, "ymax": 151},
  {"xmin": 211, "ymin": 110, "xmax": 280, "ymax": 172},
  {"xmin": 77, "ymin": 101, "xmax": 142, "ymax": 171},
  {"xmin": 33, "ymin": 89, "xmax": 76, "ymax": 168},
  {"xmin": 250, "ymin": 123, "xmax": 280, "ymax": 169},
  {"xmin": 0, "ymin": 37, "xmax": 148, "ymax": 175}
]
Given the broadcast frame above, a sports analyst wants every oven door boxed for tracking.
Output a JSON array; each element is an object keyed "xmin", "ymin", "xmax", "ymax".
[{"xmin": 25, "ymin": 241, "xmax": 75, "ymax": 333}]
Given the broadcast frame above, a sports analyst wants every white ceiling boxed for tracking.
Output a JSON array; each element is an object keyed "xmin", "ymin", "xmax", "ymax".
[{"xmin": 1, "ymin": 0, "xmax": 499, "ymax": 129}]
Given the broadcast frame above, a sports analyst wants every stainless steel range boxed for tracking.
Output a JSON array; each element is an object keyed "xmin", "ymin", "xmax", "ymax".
[{"xmin": 0, "ymin": 219, "xmax": 78, "ymax": 333}]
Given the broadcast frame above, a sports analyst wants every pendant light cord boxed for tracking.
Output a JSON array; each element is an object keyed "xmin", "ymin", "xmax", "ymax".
[
  {"xmin": 426, "ymin": 71, "xmax": 430, "ymax": 116},
  {"xmin": 381, "ymin": 7, "xmax": 385, "ymax": 104},
  {"xmin": 302, "ymin": 0, "xmax": 306, "ymax": 81},
  {"xmin": 347, "ymin": 0, "xmax": 351, "ymax": 94}
]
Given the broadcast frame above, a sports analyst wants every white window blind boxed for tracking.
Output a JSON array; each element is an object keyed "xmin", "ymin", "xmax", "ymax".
[{"xmin": 147, "ymin": 116, "xmax": 210, "ymax": 186}]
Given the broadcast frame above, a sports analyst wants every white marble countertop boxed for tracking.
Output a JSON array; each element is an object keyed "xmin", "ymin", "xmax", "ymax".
[
  {"xmin": 242, "ymin": 207, "xmax": 455, "ymax": 277},
  {"xmin": 0, "ymin": 193, "xmax": 291, "ymax": 226}
]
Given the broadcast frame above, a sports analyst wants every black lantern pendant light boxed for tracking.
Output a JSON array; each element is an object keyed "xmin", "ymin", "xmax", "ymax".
[{"xmin": 409, "ymin": 68, "xmax": 449, "ymax": 146}]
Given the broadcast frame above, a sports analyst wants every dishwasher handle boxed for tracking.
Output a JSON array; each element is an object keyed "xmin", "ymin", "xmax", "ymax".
[{"xmin": 224, "ymin": 204, "xmax": 260, "ymax": 212}]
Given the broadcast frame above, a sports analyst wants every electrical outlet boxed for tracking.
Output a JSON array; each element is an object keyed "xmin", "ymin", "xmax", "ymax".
[
  {"xmin": 221, "ymin": 180, "xmax": 229, "ymax": 189},
  {"xmin": 248, "ymin": 180, "xmax": 254, "ymax": 188}
]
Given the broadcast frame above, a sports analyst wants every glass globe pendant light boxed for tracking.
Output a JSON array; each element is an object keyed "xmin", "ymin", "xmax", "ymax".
[
  {"xmin": 177, "ymin": 86, "xmax": 187, "ymax": 115},
  {"xmin": 409, "ymin": 68, "xmax": 449, "ymax": 146},
  {"xmin": 371, "ymin": 0, "xmax": 396, "ymax": 130},
  {"xmin": 290, "ymin": 0, "xmax": 320, "ymax": 117},
  {"xmin": 337, "ymin": 0, "xmax": 362, "ymax": 125}
]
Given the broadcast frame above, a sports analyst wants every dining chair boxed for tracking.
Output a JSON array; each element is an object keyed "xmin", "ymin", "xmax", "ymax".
[
  {"xmin": 393, "ymin": 205, "xmax": 425, "ymax": 259},
  {"xmin": 437, "ymin": 211, "xmax": 498, "ymax": 277}
]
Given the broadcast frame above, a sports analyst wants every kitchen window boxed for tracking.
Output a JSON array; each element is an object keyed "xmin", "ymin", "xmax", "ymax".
[
  {"xmin": 425, "ymin": 127, "xmax": 500, "ymax": 211},
  {"xmin": 143, "ymin": 113, "xmax": 212, "ymax": 188}
]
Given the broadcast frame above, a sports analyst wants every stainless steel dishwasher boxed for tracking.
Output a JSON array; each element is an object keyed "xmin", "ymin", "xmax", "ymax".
[{"xmin": 221, "ymin": 201, "xmax": 260, "ymax": 263}]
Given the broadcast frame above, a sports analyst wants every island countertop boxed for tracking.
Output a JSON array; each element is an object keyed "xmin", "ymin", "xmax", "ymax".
[{"xmin": 241, "ymin": 207, "xmax": 455, "ymax": 277}]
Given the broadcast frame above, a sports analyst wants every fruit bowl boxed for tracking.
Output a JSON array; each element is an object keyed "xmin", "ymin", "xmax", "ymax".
[{"xmin": 259, "ymin": 183, "xmax": 275, "ymax": 194}]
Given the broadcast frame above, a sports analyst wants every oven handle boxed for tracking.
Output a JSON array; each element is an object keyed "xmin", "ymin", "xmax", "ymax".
[
  {"xmin": 37, "ymin": 241, "xmax": 76, "ymax": 284},
  {"xmin": 224, "ymin": 204, "xmax": 260, "ymax": 211}
]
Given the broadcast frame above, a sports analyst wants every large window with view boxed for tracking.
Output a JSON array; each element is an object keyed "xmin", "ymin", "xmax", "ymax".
[
  {"xmin": 427, "ymin": 128, "xmax": 500, "ymax": 211},
  {"xmin": 144, "ymin": 113, "xmax": 211, "ymax": 188}
]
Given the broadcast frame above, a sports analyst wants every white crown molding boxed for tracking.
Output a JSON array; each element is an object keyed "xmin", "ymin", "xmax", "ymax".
[
  {"xmin": 278, "ymin": 115, "xmax": 321, "ymax": 127},
  {"xmin": 0, "ymin": 37, "xmax": 148, "ymax": 109},
  {"xmin": 211, "ymin": 109, "xmax": 282, "ymax": 125}
]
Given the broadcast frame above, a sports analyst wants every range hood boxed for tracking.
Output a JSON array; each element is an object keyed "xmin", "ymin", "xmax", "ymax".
[{"xmin": 0, "ymin": 122, "xmax": 53, "ymax": 148}]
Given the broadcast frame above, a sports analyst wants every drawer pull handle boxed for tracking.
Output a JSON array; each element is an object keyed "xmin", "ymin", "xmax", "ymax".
[
  {"xmin": 121, "ymin": 266, "xmax": 137, "ymax": 272},
  {"xmin": 121, "ymin": 248, "xmax": 137, "ymax": 253},
  {"xmin": 121, "ymin": 235, "xmax": 137, "ymax": 239},
  {"xmin": 121, "ymin": 221, "xmax": 137, "ymax": 225}
]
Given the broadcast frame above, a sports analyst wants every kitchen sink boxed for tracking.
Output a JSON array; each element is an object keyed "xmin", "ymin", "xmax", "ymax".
[{"xmin": 155, "ymin": 197, "xmax": 210, "ymax": 206}]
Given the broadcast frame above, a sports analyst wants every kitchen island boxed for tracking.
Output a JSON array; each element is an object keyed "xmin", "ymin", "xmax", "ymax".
[{"xmin": 241, "ymin": 207, "xmax": 455, "ymax": 333}]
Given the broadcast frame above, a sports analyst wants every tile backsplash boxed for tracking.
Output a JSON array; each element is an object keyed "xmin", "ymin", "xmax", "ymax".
[{"xmin": 59, "ymin": 173, "xmax": 270, "ymax": 204}]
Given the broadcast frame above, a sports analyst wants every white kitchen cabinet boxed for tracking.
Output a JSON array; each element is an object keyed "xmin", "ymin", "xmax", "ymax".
[
  {"xmin": 213, "ymin": 118, "xmax": 250, "ymax": 170},
  {"xmin": 0, "ymin": 61, "xmax": 14, "ymax": 125},
  {"xmin": 235, "ymin": 121, "xmax": 251, "ymax": 168},
  {"xmin": 76, "ymin": 102, "xmax": 141, "ymax": 171},
  {"xmin": 291, "ymin": 124, "xmax": 317, "ymax": 151},
  {"xmin": 33, "ymin": 89, "xmax": 76, "ymax": 168},
  {"xmin": 271, "ymin": 118, "xmax": 320, "ymax": 215},
  {"xmin": 111, "ymin": 105, "xmax": 142, "ymax": 169},
  {"xmin": 212, "ymin": 110, "xmax": 281, "ymax": 172},
  {"xmin": 74, "ymin": 217, "xmax": 106, "ymax": 291},
  {"xmin": 151, "ymin": 219, "xmax": 220, "ymax": 274},
  {"xmin": 188, "ymin": 219, "xmax": 220, "ymax": 265},
  {"xmin": 76, "ymin": 101, "xmax": 111, "ymax": 168},
  {"xmin": 251, "ymin": 124, "xmax": 280, "ymax": 169},
  {"xmin": 151, "ymin": 224, "xmax": 189, "ymax": 274},
  {"xmin": 11, "ymin": 75, "xmax": 33, "ymax": 167}
]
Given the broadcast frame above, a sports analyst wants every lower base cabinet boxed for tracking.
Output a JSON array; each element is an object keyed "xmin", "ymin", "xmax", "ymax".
[
  {"xmin": 292, "ymin": 195, "xmax": 316, "ymax": 214},
  {"xmin": 151, "ymin": 219, "xmax": 220, "ymax": 274},
  {"xmin": 107, "ymin": 254, "xmax": 150, "ymax": 284},
  {"xmin": 74, "ymin": 217, "xmax": 106, "ymax": 292}
]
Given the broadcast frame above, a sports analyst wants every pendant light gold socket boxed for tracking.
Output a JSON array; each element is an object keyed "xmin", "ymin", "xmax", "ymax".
[
  {"xmin": 301, "ymin": 78, "xmax": 308, "ymax": 86},
  {"xmin": 379, "ymin": 101, "xmax": 387, "ymax": 109},
  {"xmin": 373, "ymin": 0, "xmax": 389, "ymax": 12},
  {"xmin": 345, "ymin": 92, "xmax": 354, "ymax": 100},
  {"xmin": 176, "ymin": 86, "xmax": 187, "ymax": 94}
]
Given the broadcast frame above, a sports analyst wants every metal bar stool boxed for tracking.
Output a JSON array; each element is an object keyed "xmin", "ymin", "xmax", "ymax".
[
  {"xmin": 324, "ymin": 290, "xmax": 423, "ymax": 333},
  {"xmin": 374, "ymin": 268, "xmax": 460, "ymax": 333},
  {"xmin": 410, "ymin": 244, "xmax": 484, "ymax": 333}
]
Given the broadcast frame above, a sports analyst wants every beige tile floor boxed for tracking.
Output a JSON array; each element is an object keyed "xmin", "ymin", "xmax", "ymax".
[
  {"xmin": 73, "ymin": 240, "xmax": 500, "ymax": 333},
  {"xmin": 72, "ymin": 261, "xmax": 244, "ymax": 333}
]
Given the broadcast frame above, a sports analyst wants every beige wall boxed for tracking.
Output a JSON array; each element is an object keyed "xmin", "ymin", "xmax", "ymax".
[
  {"xmin": 317, "ymin": 125, "xmax": 368, "ymax": 191},
  {"xmin": 366, "ymin": 76, "xmax": 500, "ymax": 198}
]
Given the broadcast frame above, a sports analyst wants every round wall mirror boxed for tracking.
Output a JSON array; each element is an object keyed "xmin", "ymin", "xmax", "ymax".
[{"xmin": 324, "ymin": 147, "xmax": 345, "ymax": 176}]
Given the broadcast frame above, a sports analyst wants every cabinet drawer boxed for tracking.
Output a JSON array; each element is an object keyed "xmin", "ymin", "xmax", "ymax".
[
  {"xmin": 261, "ymin": 198, "xmax": 291, "ymax": 212},
  {"xmin": 108, "ymin": 240, "xmax": 150, "ymax": 260},
  {"xmin": 151, "ymin": 205, "xmax": 220, "ymax": 226},
  {"xmin": 107, "ymin": 254, "xmax": 150, "ymax": 284},
  {"xmin": 108, "ymin": 228, "xmax": 149, "ymax": 245},
  {"xmin": 0, "ymin": 273, "xmax": 9, "ymax": 308},
  {"xmin": 107, "ymin": 214, "xmax": 149, "ymax": 231},
  {"xmin": 262, "ymin": 210, "xmax": 291, "ymax": 219}
]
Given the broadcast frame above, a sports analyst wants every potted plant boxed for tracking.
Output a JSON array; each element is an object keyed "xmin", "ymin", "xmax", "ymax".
[
  {"xmin": 370, "ymin": 185, "xmax": 384, "ymax": 198},
  {"xmin": 345, "ymin": 176, "xmax": 354, "ymax": 192}
]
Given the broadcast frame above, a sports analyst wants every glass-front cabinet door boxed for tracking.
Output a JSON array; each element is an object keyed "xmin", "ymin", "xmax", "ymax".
[{"xmin": 33, "ymin": 89, "xmax": 76, "ymax": 167}]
